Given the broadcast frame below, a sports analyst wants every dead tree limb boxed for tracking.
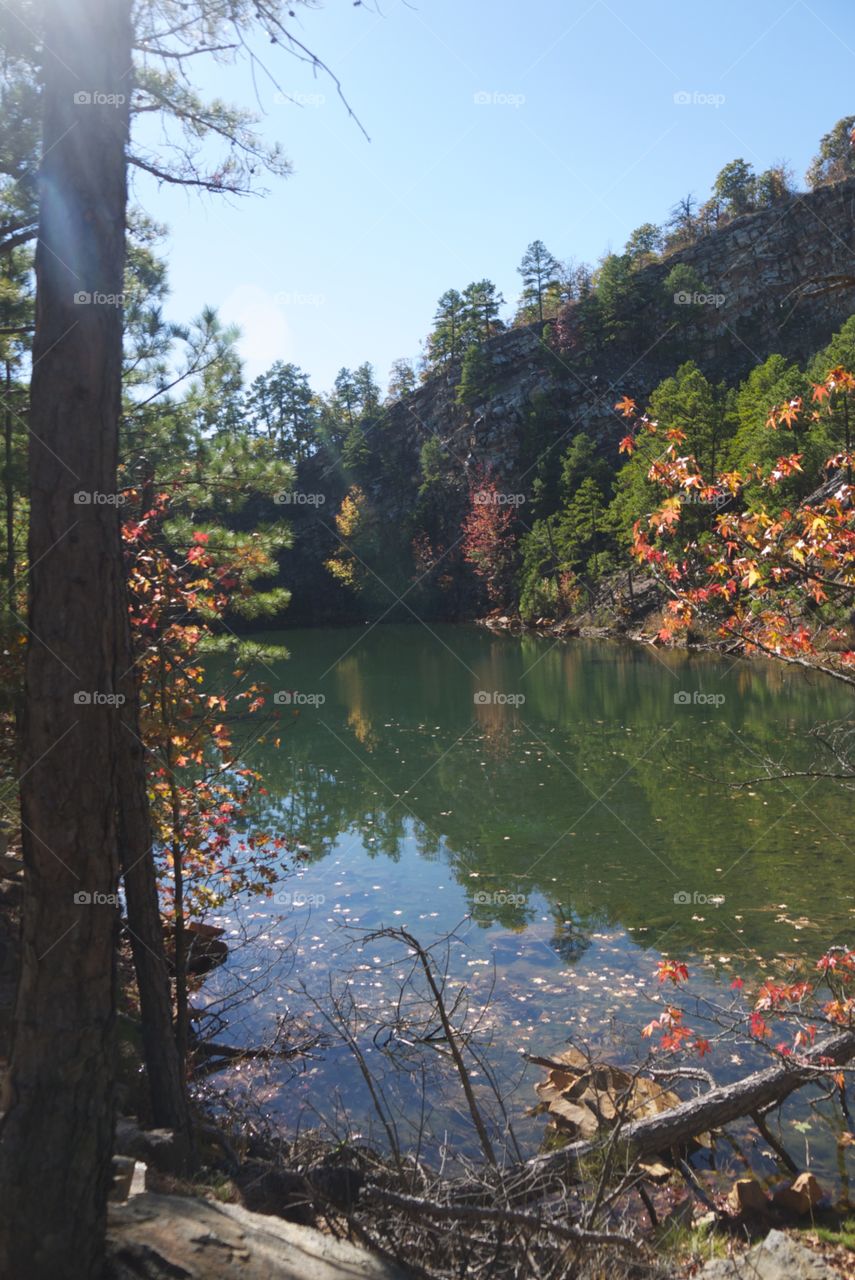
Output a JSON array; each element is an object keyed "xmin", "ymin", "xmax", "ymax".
[
  {"xmin": 525, "ymin": 1028, "xmax": 855, "ymax": 1189},
  {"xmin": 361, "ymin": 1184, "xmax": 642, "ymax": 1255}
]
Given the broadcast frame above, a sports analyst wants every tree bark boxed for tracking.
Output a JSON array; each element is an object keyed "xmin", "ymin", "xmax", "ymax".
[
  {"xmin": 4, "ymin": 360, "xmax": 15, "ymax": 614},
  {"xmin": 115, "ymin": 573, "xmax": 191, "ymax": 1140},
  {"xmin": 0, "ymin": 3, "xmax": 132, "ymax": 1277},
  {"xmin": 525, "ymin": 1029, "xmax": 855, "ymax": 1190}
]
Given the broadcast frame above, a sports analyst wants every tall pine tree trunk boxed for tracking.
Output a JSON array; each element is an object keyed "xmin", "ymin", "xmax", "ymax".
[
  {"xmin": 0, "ymin": 2, "xmax": 132, "ymax": 1276},
  {"xmin": 115, "ymin": 569, "xmax": 191, "ymax": 1138}
]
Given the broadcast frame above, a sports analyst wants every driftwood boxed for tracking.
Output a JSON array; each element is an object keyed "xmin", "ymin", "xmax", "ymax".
[{"xmin": 525, "ymin": 1028, "xmax": 855, "ymax": 1188}]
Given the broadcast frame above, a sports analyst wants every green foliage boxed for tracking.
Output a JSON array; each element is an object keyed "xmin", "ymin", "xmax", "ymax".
[
  {"xmin": 594, "ymin": 252, "xmax": 645, "ymax": 345},
  {"xmin": 727, "ymin": 355, "xmax": 814, "ymax": 508},
  {"xmin": 559, "ymin": 433, "xmax": 611, "ymax": 500},
  {"xmin": 427, "ymin": 288, "xmax": 469, "ymax": 366},
  {"xmin": 806, "ymin": 115, "xmax": 855, "ymax": 189},
  {"xmin": 809, "ymin": 313, "xmax": 855, "ymax": 378},
  {"xmin": 607, "ymin": 362, "xmax": 735, "ymax": 549},
  {"xmin": 419, "ymin": 435, "xmax": 445, "ymax": 490},
  {"xmin": 387, "ymin": 358, "xmax": 416, "ymax": 400},
  {"xmin": 462, "ymin": 279, "xmax": 505, "ymax": 342},
  {"xmin": 624, "ymin": 222, "xmax": 662, "ymax": 268},
  {"xmin": 456, "ymin": 344, "xmax": 496, "ymax": 408},
  {"xmin": 712, "ymin": 157, "xmax": 757, "ymax": 216},
  {"xmin": 516, "ymin": 239, "xmax": 562, "ymax": 324},
  {"xmin": 245, "ymin": 360, "xmax": 318, "ymax": 463},
  {"xmin": 663, "ymin": 263, "xmax": 714, "ymax": 347},
  {"xmin": 755, "ymin": 163, "xmax": 795, "ymax": 206}
]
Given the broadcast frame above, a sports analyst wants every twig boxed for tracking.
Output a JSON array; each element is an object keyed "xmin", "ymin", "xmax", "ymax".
[{"xmin": 361, "ymin": 1184, "xmax": 643, "ymax": 1255}]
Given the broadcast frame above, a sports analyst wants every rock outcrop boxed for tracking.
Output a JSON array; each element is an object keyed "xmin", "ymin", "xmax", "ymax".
[
  {"xmin": 381, "ymin": 180, "xmax": 855, "ymax": 490},
  {"xmin": 106, "ymin": 1191, "xmax": 415, "ymax": 1280},
  {"xmin": 284, "ymin": 180, "xmax": 855, "ymax": 624},
  {"xmin": 695, "ymin": 1227, "xmax": 839, "ymax": 1280}
]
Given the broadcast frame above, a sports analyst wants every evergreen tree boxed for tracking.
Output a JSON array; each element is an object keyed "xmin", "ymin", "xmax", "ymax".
[
  {"xmin": 462, "ymin": 278, "xmax": 505, "ymax": 342},
  {"xmin": 427, "ymin": 288, "xmax": 468, "ymax": 366},
  {"xmin": 245, "ymin": 360, "xmax": 318, "ymax": 463},
  {"xmin": 607, "ymin": 362, "xmax": 736, "ymax": 549},
  {"xmin": 727, "ymin": 355, "xmax": 813, "ymax": 508},
  {"xmin": 516, "ymin": 239, "xmax": 561, "ymax": 323},
  {"xmin": 595, "ymin": 253, "xmax": 647, "ymax": 346}
]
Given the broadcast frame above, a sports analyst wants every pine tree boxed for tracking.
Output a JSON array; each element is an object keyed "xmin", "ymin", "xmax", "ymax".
[
  {"xmin": 462, "ymin": 278, "xmax": 505, "ymax": 342},
  {"xmin": 246, "ymin": 360, "xmax": 318, "ymax": 463},
  {"xmin": 516, "ymin": 240, "xmax": 561, "ymax": 323},
  {"xmin": 427, "ymin": 287, "xmax": 468, "ymax": 366}
]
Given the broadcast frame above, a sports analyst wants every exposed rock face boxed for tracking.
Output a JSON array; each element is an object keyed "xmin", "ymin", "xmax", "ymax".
[
  {"xmin": 380, "ymin": 180, "xmax": 855, "ymax": 494},
  {"xmin": 283, "ymin": 181, "xmax": 855, "ymax": 624},
  {"xmin": 106, "ymin": 1191, "xmax": 415, "ymax": 1280}
]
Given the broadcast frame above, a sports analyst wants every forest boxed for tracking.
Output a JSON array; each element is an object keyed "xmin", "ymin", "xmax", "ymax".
[{"xmin": 0, "ymin": 3, "xmax": 854, "ymax": 1279}]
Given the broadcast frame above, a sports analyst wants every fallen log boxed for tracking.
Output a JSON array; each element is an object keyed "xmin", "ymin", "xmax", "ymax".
[
  {"xmin": 524, "ymin": 1028, "xmax": 855, "ymax": 1189},
  {"xmin": 188, "ymin": 1038, "xmax": 315, "ymax": 1079}
]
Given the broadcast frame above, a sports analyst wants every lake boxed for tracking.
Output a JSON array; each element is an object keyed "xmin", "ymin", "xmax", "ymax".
[{"xmin": 201, "ymin": 624, "xmax": 855, "ymax": 1186}]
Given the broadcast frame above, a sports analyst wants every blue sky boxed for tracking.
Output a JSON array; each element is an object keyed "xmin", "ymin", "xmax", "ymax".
[{"xmin": 134, "ymin": 0, "xmax": 855, "ymax": 394}]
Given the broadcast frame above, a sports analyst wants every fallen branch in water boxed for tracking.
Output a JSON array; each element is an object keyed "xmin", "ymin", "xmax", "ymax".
[
  {"xmin": 524, "ymin": 1028, "xmax": 855, "ymax": 1190},
  {"xmin": 189, "ymin": 1035, "xmax": 321, "ymax": 1078}
]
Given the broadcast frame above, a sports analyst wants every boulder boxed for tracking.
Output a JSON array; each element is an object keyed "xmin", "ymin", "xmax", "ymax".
[
  {"xmin": 696, "ymin": 1228, "xmax": 838, "ymax": 1280},
  {"xmin": 114, "ymin": 1117, "xmax": 189, "ymax": 1176},
  {"xmin": 106, "ymin": 1191, "xmax": 416, "ymax": 1280}
]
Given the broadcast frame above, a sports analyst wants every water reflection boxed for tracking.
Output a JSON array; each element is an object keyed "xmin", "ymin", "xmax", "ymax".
[
  {"xmin": 199, "ymin": 625, "xmax": 854, "ymax": 1172},
  {"xmin": 215, "ymin": 625, "xmax": 853, "ymax": 965}
]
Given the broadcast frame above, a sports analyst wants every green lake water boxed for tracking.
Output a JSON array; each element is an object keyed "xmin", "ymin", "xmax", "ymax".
[{"xmin": 202, "ymin": 624, "xmax": 855, "ymax": 1189}]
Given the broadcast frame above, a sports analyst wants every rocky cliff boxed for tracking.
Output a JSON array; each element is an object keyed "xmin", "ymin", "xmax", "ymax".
[
  {"xmin": 382, "ymin": 178, "xmax": 855, "ymax": 493},
  {"xmin": 282, "ymin": 180, "xmax": 855, "ymax": 624}
]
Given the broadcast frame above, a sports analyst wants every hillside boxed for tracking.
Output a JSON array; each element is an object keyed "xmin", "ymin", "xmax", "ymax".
[{"xmin": 281, "ymin": 179, "xmax": 855, "ymax": 626}]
